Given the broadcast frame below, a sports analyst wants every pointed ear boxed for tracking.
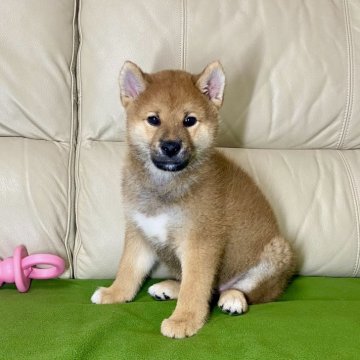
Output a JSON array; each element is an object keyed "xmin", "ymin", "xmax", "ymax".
[
  {"xmin": 196, "ymin": 61, "xmax": 225, "ymax": 108},
  {"xmin": 119, "ymin": 61, "xmax": 147, "ymax": 106}
]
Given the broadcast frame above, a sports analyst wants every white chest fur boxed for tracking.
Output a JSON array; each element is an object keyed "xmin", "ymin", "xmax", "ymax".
[{"xmin": 132, "ymin": 210, "xmax": 177, "ymax": 244}]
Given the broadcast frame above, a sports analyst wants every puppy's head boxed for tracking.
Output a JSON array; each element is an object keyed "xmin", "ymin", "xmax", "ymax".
[{"xmin": 119, "ymin": 61, "xmax": 225, "ymax": 172}]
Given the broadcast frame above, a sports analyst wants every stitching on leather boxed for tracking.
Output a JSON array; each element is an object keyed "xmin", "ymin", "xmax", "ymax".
[
  {"xmin": 336, "ymin": 0, "xmax": 354, "ymax": 149},
  {"xmin": 180, "ymin": 0, "xmax": 187, "ymax": 70},
  {"xmin": 179, "ymin": 0, "xmax": 183, "ymax": 69},
  {"xmin": 73, "ymin": 0, "xmax": 84, "ymax": 279},
  {"xmin": 337, "ymin": 151, "xmax": 360, "ymax": 277},
  {"xmin": 183, "ymin": 0, "xmax": 187, "ymax": 70},
  {"xmin": 341, "ymin": 0, "xmax": 355, "ymax": 148},
  {"xmin": 62, "ymin": 0, "xmax": 78, "ymax": 278}
]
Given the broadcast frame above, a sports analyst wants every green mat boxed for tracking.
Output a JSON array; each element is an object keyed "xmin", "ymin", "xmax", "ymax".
[{"xmin": 0, "ymin": 277, "xmax": 359, "ymax": 359}]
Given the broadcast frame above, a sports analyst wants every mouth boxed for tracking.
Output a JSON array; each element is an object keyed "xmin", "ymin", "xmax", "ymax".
[{"xmin": 151, "ymin": 157, "xmax": 190, "ymax": 172}]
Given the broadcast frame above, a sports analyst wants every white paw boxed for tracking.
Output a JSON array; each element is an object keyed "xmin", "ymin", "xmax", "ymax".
[
  {"xmin": 148, "ymin": 281, "xmax": 179, "ymax": 300},
  {"xmin": 91, "ymin": 288, "xmax": 104, "ymax": 304},
  {"xmin": 218, "ymin": 289, "xmax": 248, "ymax": 315}
]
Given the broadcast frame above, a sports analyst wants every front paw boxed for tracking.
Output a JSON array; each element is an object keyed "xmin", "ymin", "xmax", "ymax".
[
  {"xmin": 91, "ymin": 287, "xmax": 129, "ymax": 304},
  {"xmin": 161, "ymin": 315, "xmax": 204, "ymax": 339}
]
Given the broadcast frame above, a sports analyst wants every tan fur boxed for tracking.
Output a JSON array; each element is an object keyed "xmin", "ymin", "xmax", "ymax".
[{"xmin": 92, "ymin": 61, "xmax": 296, "ymax": 339}]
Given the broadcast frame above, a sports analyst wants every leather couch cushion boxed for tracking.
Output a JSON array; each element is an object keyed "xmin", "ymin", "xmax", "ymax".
[
  {"xmin": 224, "ymin": 148, "xmax": 360, "ymax": 277},
  {"xmin": 76, "ymin": 0, "xmax": 360, "ymax": 149},
  {"xmin": 75, "ymin": 144, "xmax": 360, "ymax": 278},
  {"xmin": 0, "ymin": 0, "xmax": 77, "ymax": 276}
]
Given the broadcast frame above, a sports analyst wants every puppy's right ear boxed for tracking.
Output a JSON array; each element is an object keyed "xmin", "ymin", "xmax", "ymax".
[{"xmin": 119, "ymin": 61, "xmax": 147, "ymax": 107}]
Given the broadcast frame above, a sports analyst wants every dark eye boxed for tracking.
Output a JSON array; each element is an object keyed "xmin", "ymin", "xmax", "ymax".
[
  {"xmin": 147, "ymin": 115, "xmax": 161, "ymax": 126},
  {"xmin": 183, "ymin": 116, "xmax": 197, "ymax": 127}
]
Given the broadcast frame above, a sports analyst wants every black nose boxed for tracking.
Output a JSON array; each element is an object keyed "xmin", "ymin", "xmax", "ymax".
[{"xmin": 160, "ymin": 140, "xmax": 182, "ymax": 157}]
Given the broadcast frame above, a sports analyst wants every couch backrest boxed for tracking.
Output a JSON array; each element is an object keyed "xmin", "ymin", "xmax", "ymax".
[{"xmin": 1, "ymin": 0, "xmax": 359, "ymax": 279}]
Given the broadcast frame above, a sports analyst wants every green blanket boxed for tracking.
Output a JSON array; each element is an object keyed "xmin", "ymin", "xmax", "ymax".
[{"xmin": 1, "ymin": 277, "xmax": 359, "ymax": 359}]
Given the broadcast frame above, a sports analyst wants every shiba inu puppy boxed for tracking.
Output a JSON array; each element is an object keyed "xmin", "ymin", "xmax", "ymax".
[{"xmin": 91, "ymin": 61, "xmax": 296, "ymax": 339}]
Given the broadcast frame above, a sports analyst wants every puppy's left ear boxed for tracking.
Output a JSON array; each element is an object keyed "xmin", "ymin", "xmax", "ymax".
[{"xmin": 196, "ymin": 61, "xmax": 225, "ymax": 109}]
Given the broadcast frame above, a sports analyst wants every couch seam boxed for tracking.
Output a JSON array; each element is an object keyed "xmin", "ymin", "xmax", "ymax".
[
  {"xmin": 62, "ymin": 0, "xmax": 78, "ymax": 278},
  {"xmin": 73, "ymin": 0, "xmax": 84, "ymax": 279},
  {"xmin": 180, "ymin": 0, "xmax": 187, "ymax": 70},
  {"xmin": 337, "ymin": 151, "xmax": 360, "ymax": 277},
  {"xmin": 336, "ymin": 0, "xmax": 354, "ymax": 149},
  {"xmin": 0, "ymin": 136, "xmax": 70, "ymax": 143}
]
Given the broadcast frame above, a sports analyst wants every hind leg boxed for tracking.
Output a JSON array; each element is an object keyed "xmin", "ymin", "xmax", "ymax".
[
  {"xmin": 218, "ymin": 262, "xmax": 283, "ymax": 314},
  {"xmin": 218, "ymin": 289, "xmax": 248, "ymax": 315},
  {"xmin": 148, "ymin": 280, "xmax": 180, "ymax": 300},
  {"xmin": 217, "ymin": 264, "xmax": 264, "ymax": 315},
  {"xmin": 219, "ymin": 236, "xmax": 296, "ymax": 309}
]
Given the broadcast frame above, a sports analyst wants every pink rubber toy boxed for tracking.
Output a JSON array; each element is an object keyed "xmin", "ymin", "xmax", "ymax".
[{"xmin": 0, "ymin": 245, "xmax": 65, "ymax": 292}]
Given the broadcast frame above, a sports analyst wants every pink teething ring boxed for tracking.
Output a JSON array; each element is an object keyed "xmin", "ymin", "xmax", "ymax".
[
  {"xmin": 22, "ymin": 253, "xmax": 65, "ymax": 280},
  {"xmin": 13, "ymin": 246, "xmax": 31, "ymax": 292},
  {"xmin": 0, "ymin": 245, "xmax": 65, "ymax": 293}
]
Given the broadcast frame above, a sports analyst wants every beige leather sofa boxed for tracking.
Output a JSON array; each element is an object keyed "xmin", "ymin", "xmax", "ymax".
[
  {"xmin": 1, "ymin": 1, "xmax": 360, "ymax": 358},
  {"xmin": 1, "ymin": 0, "xmax": 359, "ymax": 280}
]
